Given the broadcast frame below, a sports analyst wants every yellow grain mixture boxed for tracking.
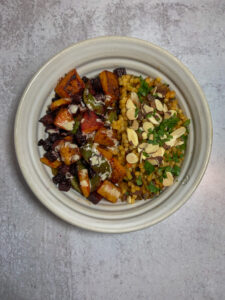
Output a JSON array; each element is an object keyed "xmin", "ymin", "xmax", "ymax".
[{"xmin": 112, "ymin": 74, "xmax": 190, "ymax": 203}]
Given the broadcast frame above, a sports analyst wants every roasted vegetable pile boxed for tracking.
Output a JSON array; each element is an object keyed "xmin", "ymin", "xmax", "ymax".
[{"xmin": 38, "ymin": 67, "xmax": 127, "ymax": 204}]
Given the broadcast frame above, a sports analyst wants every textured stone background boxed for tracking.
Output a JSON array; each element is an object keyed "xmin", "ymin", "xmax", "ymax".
[{"xmin": 1, "ymin": 0, "xmax": 225, "ymax": 299}]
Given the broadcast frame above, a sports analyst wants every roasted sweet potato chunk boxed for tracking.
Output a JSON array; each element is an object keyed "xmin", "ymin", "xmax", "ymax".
[
  {"xmin": 58, "ymin": 141, "xmax": 81, "ymax": 165},
  {"xmin": 55, "ymin": 69, "xmax": 85, "ymax": 98},
  {"xmin": 54, "ymin": 108, "xmax": 74, "ymax": 131},
  {"xmin": 99, "ymin": 71, "xmax": 119, "ymax": 105},
  {"xmin": 40, "ymin": 157, "xmax": 61, "ymax": 168},
  {"xmin": 50, "ymin": 98, "xmax": 71, "ymax": 111},
  {"xmin": 77, "ymin": 165, "xmax": 91, "ymax": 198},
  {"xmin": 97, "ymin": 180, "xmax": 121, "ymax": 203},
  {"xmin": 110, "ymin": 157, "xmax": 126, "ymax": 183},
  {"xmin": 96, "ymin": 146, "xmax": 113, "ymax": 160},
  {"xmin": 94, "ymin": 127, "xmax": 116, "ymax": 146},
  {"xmin": 81, "ymin": 111, "xmax": 103, "ymax": 134}
]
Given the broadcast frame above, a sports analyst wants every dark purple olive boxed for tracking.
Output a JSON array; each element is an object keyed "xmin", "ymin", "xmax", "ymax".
[
  {"xmin": 39, "ymin": 114, "xmax": 54, "ymax": 126},
  {"xmin": 44, "ymin": 151, "xmax": 58, "ymax": 162},
  {"xmin": 58, "ymin": 179, "xmax": 71, "ymax": 191},
  {"xmin": 90, "ymin": 77, "xmax": 102, "ymax": 93},
  {"xmin": 113, "ymin": 67, "xmax": 126, "ymax": 77}
]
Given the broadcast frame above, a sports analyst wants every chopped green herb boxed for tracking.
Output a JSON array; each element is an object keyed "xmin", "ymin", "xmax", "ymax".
[
  {"xmin": 143, "ymin": 151, "xmax": 149, "ymax": 157},
  {"xmin": 147, "ymin": 182, "xmax": 159, "ymax": 194},
  {"xmin": 137, "ymin": 76, "xmax": 152, "ymax": 102},
  {"xmin": 136, "ymin": 176, "xmax": 143, "ymax": 186},
  {"xmin": 183, "ymin": 119, "xmax": 190, "ymax": 127},
  {"xmin": 135, "ymin": 107, "xmax": 139, "ymax": 118},
  {"xmin": 172, "ymin": 165, "xmax": 181, "ymax": 176},
  {"xmin": 144, "ymin": 161, "xmax": 155, "ymax": 175}
]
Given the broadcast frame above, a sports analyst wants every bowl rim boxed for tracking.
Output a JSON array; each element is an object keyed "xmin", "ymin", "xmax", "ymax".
[{"xmin": 14, "ymin": 36, "xmax": 213, "ymax": 233}]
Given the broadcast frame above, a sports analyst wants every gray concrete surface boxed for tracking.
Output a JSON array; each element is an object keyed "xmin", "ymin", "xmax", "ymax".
[{"xmin": 1, "ymin": 0, "xmax": 225, "ymax": 299}]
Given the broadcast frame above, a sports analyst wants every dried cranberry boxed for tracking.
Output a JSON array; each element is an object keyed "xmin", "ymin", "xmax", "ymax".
[
  {"xmin": 70, "ymin": 163, "xmax": 77, "ymax": 176},
  {"xmin": 53, "ymin": 173, "xmax": 65, "ymax": 184},
  {"xmin": 51, "ymin": 93, "xmax": 61, "ymax": 102},
  {"xmin": 48, "ymin": 133, "xmax": 60, "ymax": 143},
  {"xmin": 58, "ymin": 179, "xmax": 71, "ymax": 191},
  {"xmin": 58, "ymin": 164, "xmax": 70, "ymax": 175},
  {"xmin": 82, "ymin": 76, "xmax": 89, "ymax": 83},
  {"xmin": 39, "ymin": 114, "xmax": 54, "ymax": 126},
  {"xmin": 147, "ymin": 94, "xmax": 155, "ymax": 102},
  {"xmin": 113, "ymin": 67, "xmax": 126, "ymax": 77},
  {"xmin": 38, "ymin": 139, "xmax": 45, "ymax": 146},
  {"xmin": 91, "ymin": 77, "xmax": 102, "ymax": 93},
  {"xmin": 74, "ymin": 128, "xmax": 86, "ymax": 146},
  {"xmin": 43, "ymin": 140, "xmax": 52, "ymax": 151},
  {"xmin": 72, "ymin": 94, "xmax": 83, "ymax": 104},
  {"xmin": 44, "ymin": 151, "xmax": 58, "ymax": 162}
]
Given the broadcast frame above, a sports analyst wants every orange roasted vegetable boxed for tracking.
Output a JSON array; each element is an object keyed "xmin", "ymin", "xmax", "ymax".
[
  {"xmin": 99, "ymin": 71, "xmax": 119, "ymax": 106},
  {"xmin": 94, "ymin": 127, "xmax": 116, "ymax": 146},
  {"xmin": 50, "ymin": 98, "xmax": 71, "ymax": 111},
  {"xmin": 77, "ymin": 163, "xmax": 91, "ymax": 198},
  {"xmin": 58, "ymin": 141, "xmax": 81, "ymax": 165},
  {"xmin": 97, "ymin": 180, "xmax": 121, "ymax": 203},
  {"xmin": 110, "ymin": 157, "xmax": 126, "ymax": 183},
  {"xmin": 81, "ymin": 111, "xmax": 103, "ymax": 134},
  {"xmin": 55, "ymin": 68, "xmax": 85, "ymax": 98},
  {"xmin": 40, "ymin": 157, "xmax": 61, "ymax": 168},
  {"xmin": 96, "ymin": 146, "xmax": 113, "ymax": 160},
  {"xmin": 54, "ymin": 108, "xmax": 74, "ymax": 131}
]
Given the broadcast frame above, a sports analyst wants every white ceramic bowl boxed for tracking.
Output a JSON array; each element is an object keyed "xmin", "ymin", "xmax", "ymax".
[{"xmin": 14, "ymin": 36, "xmax": 212, "ymax": 233}]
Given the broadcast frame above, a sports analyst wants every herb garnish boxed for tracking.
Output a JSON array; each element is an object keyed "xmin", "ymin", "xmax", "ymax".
[
  {"xmin": 144, "ymin": 161, "xmax": 155, "ymax": 175},
  {"xmin": 136, "ymin": 176, "xmax": 143, "ymax": 186},
  {"xmin": 147, "ymin": 182, "xmax": 159, "ymax": 194}
]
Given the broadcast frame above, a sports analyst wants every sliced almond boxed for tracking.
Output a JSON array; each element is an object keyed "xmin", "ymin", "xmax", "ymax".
[
  {"xmin": 171, "ymin": 126, "xmax": 186, "ymax": 138},
  {"xmin": 126, "ymin": 108, "xmax": 137, "ymax": 120},
  {"xmin": 147, "ymin": 158, "xmax": 158, "ymax": 165},
  {"xmin": 145, "ymin": 144, "xmax": 159, "ymax": 154},
  {"xmin": 174, "ymin": 140, "xmax": 184, "ymax": 146},
  {"xmin": 130, "ymin": 92, "xmax": 140, "ymax": 107},
  {"xmin": 126, "ymin": 98, "xmax": 136, "ymax": 110},
  {"xmin": 163, "ymin": 103, "xmax": 168, "ymax": 113},
  {"xmin": 164, "ymin": 109, "xmax": 177, "ymax": 119},
  {"xmin": 163, "ymin": 172, "xmax": 174, "ymax": 187},
  {"xmin": 127, "ymin": 128, "xmax": 139, "ymax": 147},
  {"xmin": 142, "ymin": 132, "xmax": 147, "ymax": 140},
  {"xmin": 139, "ymin": 143, "xmax": 148, "ymax": 149},
  {"xmin": 131, "ymin": 120, "xmax": 139, "ymax": 130},
  {"xmin": 155, "ymin": 99, "xmax": 164, "ymax": 111},
  {"xmin": 143, "ymin": 121, "xmax": 154, "ymax": 133},
  {"xmin": 157, "ymin": 92, "xmax": 163, "ymax": 98},
  {"xmin": 148, "ymin": 113, "xmax": 162, "ymax": 125},
  {"xmin": 151, "ymin": 147, "xmax": 165, "ymax": 158},
  {"xmin": 143, "ymin": 104, "xmax": 153, "ymax": 114},
  {"xmin": 126, "ymin": 153, "xmax": 139, "ymax": 164},
  {"xmin": 165, "ymin": 136, "xmax": 177, "ymax": 147}
]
